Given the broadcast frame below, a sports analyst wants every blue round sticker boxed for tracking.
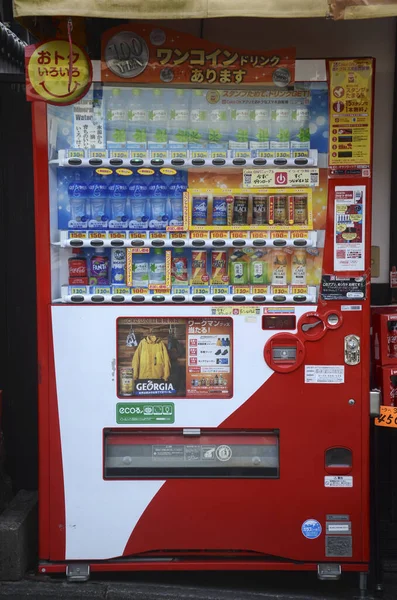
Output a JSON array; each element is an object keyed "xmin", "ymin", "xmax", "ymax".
[{"xmin": 301, "ymin": 519, "xmax": 322, "ymax": 540}]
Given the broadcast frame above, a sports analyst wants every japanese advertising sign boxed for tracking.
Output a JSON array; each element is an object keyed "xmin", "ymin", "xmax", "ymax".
[
  {"xmin": 102, "ymin": 23, "xmax": 295, "ymax": 86},
  {"xmin": 329, "ymin": 58, "xmax": 373, "ymax": 169},
  {"xmin": 333, "ymin": 185, "xmax": 365, "ymax": 271},
  {"xmin": 25, "ymin": 39, "xmax": 92, "ymax": 104},
  {"xmin": 243, "ymin": 168, "xmax": 319, "ymax": 188},
  {"xmin": 117, "ymin": 317, "xmax": 233, "ymax": 400}
]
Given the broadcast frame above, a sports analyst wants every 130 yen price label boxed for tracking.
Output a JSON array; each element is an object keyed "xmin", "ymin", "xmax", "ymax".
[{"xmin": 375, "ymin": 406, "xmax": 397, "ymax": 429}]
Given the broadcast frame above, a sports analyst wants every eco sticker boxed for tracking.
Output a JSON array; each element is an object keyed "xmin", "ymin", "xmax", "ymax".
[
  {"xmin": 96, "ymin": 168, "xmax": 113, "ymax": 176},
  {"xmin": 138, "ymin": 168, "xmax": 155, "ymax": 176},
  {"xmin": 301, "ymin": 519, "xmax": 322, "ymax": 540},
  {"xmin": 116, "ymin": 168, "xmax": 133, "ymax": 176},
  {"xmin": 116, "ymin": 402, "xmax": 175, "ymax": 424},
  {"xmin": 160, "ymin": 168, "xmax": 177, "ymax": 176}
]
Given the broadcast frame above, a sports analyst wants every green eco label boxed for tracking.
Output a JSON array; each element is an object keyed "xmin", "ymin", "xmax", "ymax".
[{"xmin": 116, "ymin": 403, "xmax": 175, "ymax": 424}]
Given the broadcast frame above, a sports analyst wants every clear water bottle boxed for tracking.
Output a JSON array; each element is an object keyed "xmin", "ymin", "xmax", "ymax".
[
  {"xmin": 148, "ymin": 89, "xmax": 168, "ymax": 146},
  {"xmin": 108, "ymin": 175, "xmax": 128, "ymax": 229},
  {"xmin": 68, "ymin": 171, "xmax": 88, "ymax": 228},
  {"xmin": 131, "ymin": 253, "xmax": 149, "ymax": 287},
  {"xmin": 291, "ymin": 105, "xmax": 310, "ymax": 150},
  {"xmin": 149, "ymin": 248, "xmax": 166, "ymax": 285},
  {"xmin": 190, "ymin": 89, "xmax": 208, "ymax": 148},
  {"xmin": 106, "ymin": 88, "xmax": 127, "ymax": 147},
  {"xmin": 251, "ymin": 105, "xmax": 270, "ymax": 150},
  {"xmin": 148, "ymin": 171, "xmax": 168, "ymax": 230},
  {"xmin": 127, "ymin": 88, "xmax": 147, "ymax": 147},
  {"xmin": 270, "ymin": 106, "xmax": 291, "ymax": 152},
  {"xmin": 128, "ymin": 176, "xmax": 149, "ymax": 230},
  {"xmin": 169, "ymin": 89, "xmax": 189, "ymax": 146},
  {"xmin": 230, "ymin": 105, "xmax": 251, "ymax": 149},
  {"xmin": 168, "ymin": 171, "xmax": 186, "ymax": 227},
  {"xmin": 209, "ymin": 104, "xmax": 229, "ymax": 148},
  {"xmin": 87, "ymin": 171, "xmax": 108, "ymax": 229}
]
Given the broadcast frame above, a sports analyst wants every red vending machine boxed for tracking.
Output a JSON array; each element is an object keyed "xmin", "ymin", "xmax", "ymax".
[{"xmin": 27, "ymin": 24, "xmax": 376, "ymax": 585}]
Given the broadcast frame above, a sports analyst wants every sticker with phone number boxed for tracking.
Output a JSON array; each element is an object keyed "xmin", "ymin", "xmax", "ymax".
[{"xmin": 375, "ymin": 406, "xmax": 397, "ymax": 429}]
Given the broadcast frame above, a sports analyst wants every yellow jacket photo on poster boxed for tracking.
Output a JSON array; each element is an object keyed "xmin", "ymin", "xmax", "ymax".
[{"xmin": 131, "ymin": 335, "xmax": 171, "ymax": 381}]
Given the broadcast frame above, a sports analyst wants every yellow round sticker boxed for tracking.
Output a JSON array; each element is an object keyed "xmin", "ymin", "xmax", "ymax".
[
  {"xmin": 96, "ymin": 168, "xmax": 113, "ymax": 176},
  {"xmin": 160, "ymin": 168, "xmax": 177, "ymax": 176},
  {"xmin": 27, "ymin": 40, "xmax": 92, "ymax": 105},
  {"xmin": 116, "ymin": 168, "xmax": 133, "ymax": 176},
  {"xmin": 137, "ymin": 168, "xmax": 155, "ymax": 176}
]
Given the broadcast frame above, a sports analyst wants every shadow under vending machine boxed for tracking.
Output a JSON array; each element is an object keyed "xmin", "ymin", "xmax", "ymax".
[{"xmin": 27, "ymin": 23, "xmax": 376, "ymax": 586}]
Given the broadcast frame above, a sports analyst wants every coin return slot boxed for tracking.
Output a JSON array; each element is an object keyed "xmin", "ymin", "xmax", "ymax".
[{"xmin": 272, "ymin": 346, "xmax": 297, "ymax": 364}]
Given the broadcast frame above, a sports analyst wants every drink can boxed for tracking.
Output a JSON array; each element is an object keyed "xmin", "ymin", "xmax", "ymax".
[
  {"xmin": 293, "ymin": 195, "xmax": 308, "ymax": 225},
  {"xmin": 119, "ymin": 367, "xmax": 134, "ymax": 396},
  {"xmin": 111, "ymin": 248, "xmax": 126, "ymax": 284},
  {"xmin": 172, "ymin": 255, "xmax": 188, "ymax": 283},
  {"xmin": 191, "ymin": 251, "xmax": 208, "ymax": 284},
  {"xmin": 252, "ymin": 195, "xmax": 268, "ymax": 225},
  {"xmin": 211, "ymin": 250, "xmax": 228, "ymax": 284},
  {"xmin": 233, "ymin": 195, "xmax": 249, "ymax": 225},
  {"xmin": 212, "ymin": 196, "xmax": 228, "ymax": 226},
  {"xmin": 274, "ymin": 195, "xmax": 287, "ymax": 225},
  {"xmin": 192, "ymin": 196, "xmax": 208, "ymax": 225}
]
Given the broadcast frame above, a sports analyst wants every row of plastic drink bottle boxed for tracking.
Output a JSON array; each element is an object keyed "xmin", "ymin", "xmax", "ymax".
[
  {"xmin": 106, "ymin": 87, "xmax": 310, "ymax": 147},
  {"xmin": 67, "ymin": 170, "xmax": 186, "ymax": 229}
]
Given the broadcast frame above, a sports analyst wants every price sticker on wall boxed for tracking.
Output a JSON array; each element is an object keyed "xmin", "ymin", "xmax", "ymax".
[{"xmin": 375, "ymin": 406, "xmax": 397, "ymax": 429}]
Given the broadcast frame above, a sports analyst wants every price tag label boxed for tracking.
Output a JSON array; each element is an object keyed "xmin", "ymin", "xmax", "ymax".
[
  {"xmin": 69, "ymin": 231, "xmax": 87, "ymax": 238},
  {"xmin": 211, "ymin": 231, "xmax": 229, "ymax": 238},
  {"xmin": 88, "ymin": 231, "xmax": 106, "ymax": 238},
  {"xmin": 191, "ymin": 231, "xmax": 209, "ymax": 239},
  {"xmin": 375, "ymin": 406, "xmax": 397, "ymax": 428},
  {"xmin": 230, "ymin": 231, "xmax": 249, "ymax": 239},
  {"xmin": 109, "ymin": 231, "xmax": 126, "ymax": 239}
]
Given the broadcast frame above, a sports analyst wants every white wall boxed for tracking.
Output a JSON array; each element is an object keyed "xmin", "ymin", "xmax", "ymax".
[{"xmin": 156, "ymin": 17, "xmax": 396, "ymax": 283}]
